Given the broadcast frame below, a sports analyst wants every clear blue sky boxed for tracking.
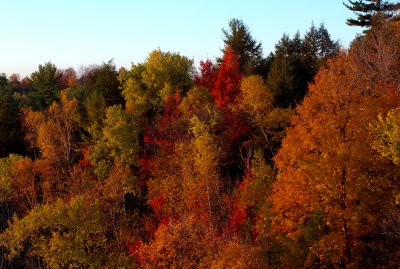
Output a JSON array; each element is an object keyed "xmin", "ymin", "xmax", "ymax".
[{"xmin": 1, "ymin": 0, "xmax": 362, "ymax": 77}]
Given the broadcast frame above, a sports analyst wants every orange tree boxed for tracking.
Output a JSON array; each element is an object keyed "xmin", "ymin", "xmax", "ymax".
[{"xmin": 271, "ymin": 52, "xmax": 400, "ymax": 267}]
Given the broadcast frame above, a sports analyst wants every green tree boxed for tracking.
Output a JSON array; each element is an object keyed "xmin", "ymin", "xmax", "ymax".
[
  {"xmin": 30, "ymin": 62, "xmax": 62, "ymax": 107},
  {"xmin": 81, "ymin": 60, "xmax": 123, "ymax": 107},
  {"xmin": 120, "ymin": 49, "xmax": 194, "ymax": 119},
  {"xmin": 267, "ymin": 33, "xmax": 309, "ymax": 108},
  {"xmin": 0, "ymin": 196, "xmax": 132, "ymax": 268},
  {"xmin": 268, "ymin": 24, "xmax": 338, "ymax": 108},
  {"xmin": 222, "ymin": 19, "xmax": 266, "ymax": 76},
  {"xmin": 0, "ymin": 74, "xmax": 23, "ymax": 156},
  {"xmin": 344, "ymin": 0, "xmax": 400, "ymax": 27},
  {"xmin": 303, "ymin": 23, "xmax": 339, "ymax": 60}
]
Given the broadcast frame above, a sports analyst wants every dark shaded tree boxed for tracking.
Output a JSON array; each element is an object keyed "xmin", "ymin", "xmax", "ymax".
[
  {"xmin": 344, "ymin": 0, "xmax": 400, "ymax": 27},
  {"xmin": 0, "ymin": 74, "xmax": 23, "ymax": 157},
  {"xmin": 268, "ymin": 24, "xmax": 338, "ymax": 108},
  {"xmin": 222, "ymin": 19, "xmax": 267, "ymax": 76}
]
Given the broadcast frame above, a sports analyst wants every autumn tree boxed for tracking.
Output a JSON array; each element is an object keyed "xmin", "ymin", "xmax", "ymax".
[
  {"xmin": 271, "ymin": 53, "xmax": 400, "ymax": 267},
  {"xmin": 22, "ymin": 91, "xmax": 79, "ymax": 164},
  {"xmin": 138, "ymin": 216, "xmax": 220, "ymax": 269},
  {"xmin": 350, "ymin": 19, "xmax": 400, "ymax": 84},
  {"xmin": 0, "ymin": 196, "xmax": 133, "ymax": 268},
  {"xmin": 141, "ymin": 110, "xmax": 225, "ymax": 268},
  {"xmin": 237, "ymin": 75, "xmax": 292, "ymax": 156},
  {"xmin": 120, "ymin": 49, "xmax": 194, "ymax": 121},
  {"xmin": 195, "ymin": 59, "xmax": 218, "ymax": 90},
  {"xmin": 88, "ymin": 104, "xmax": 140, "ymax": 178}
]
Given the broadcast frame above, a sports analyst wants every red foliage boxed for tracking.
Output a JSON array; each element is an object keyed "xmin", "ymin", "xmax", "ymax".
[
  {"xmin": 143, "ymin": 90, "xmax": 184, "ymax": 149},
  {"xmin": 127, "ymin": 238, "xmax": 142, "ymax": 255},
  {"xmin": 211, "ymin": 47, "xmax": 241, "ymax": 108},
  {"xmin": 195, "ymin": 59, "xmax": 218, "ymax": 90},
  {"xmin": 228, "ymin": 198, "xmax": 247, "ymax": 234},
  {"xmin": 149, "ymin": 195, "xmax": 165, "ymax": 214},
  {"xmin": 78, "ymin": 145, "xmax": 92, "ymax": 169}
]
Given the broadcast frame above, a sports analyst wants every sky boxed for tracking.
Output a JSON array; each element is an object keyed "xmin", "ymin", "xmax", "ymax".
[{"xmin": 0, "ymin": 0, "xmax": 362, "ymax": 78}]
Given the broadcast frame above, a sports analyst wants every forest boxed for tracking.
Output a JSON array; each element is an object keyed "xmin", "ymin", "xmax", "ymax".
[{"xmin": 1, "ymin": 1, "xmax": 400, "ymax": 268}]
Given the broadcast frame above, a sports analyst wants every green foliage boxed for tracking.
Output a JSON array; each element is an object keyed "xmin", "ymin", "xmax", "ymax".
[
  {"xmin": 0, "ymin": 154, "xmax": 23, "ymax": 202},
  {"xmin": 83, "ymin": 90, "xmax": 106, "ymax": 128},
  {"xmin": 142, "ymin": 49, "xmax": 194, "ymax": 93},
  {"xmin": 0, "ymin": 75, "xmax": 23, "ymax": 156},
  {"xmin": 344, "ymin": 0, "xmax": 400, "ymax": 27},
  {"xmin": 0, "ymin": 197, "xmax": 111, "ymax": 268},
  {"xmin": 267, "ymin": 24, "xmax": 338, "ymax": 108},
  {"xmin": 89, "ymin": 105, "xmax": 139, "ymax": 178},
  {"xmin": 30, "ymin": 62, "xmax": 62, "ymax": 107},
  {"xmin": 222, "ymin": 19, "xmax": 266, "ymax": 75},
  {"xmin": 372, "ymin": 108, "xmax": 400, "ymax": 165},
  {"xmin": 81, "ymin": 60, "xmax": 123, "ymax": 107},
  {"xmin": 120, "ymin": 49, "xmax": 194, "ymax": 119}
]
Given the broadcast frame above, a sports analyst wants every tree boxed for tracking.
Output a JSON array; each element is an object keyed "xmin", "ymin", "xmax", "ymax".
[
  {"xmin": 344, "ymin": 0, "xmax": 400, "ymax": 27},
  {"xmin": 22, "ymin": 91, "xmax": 79, "ymax": 164},
  {"xmin": 350, "ymin": 20, "xmax": 400, "ymax": 84},
  {"xmin": 30, "ymin": 62, "xmax": 62, "ymax": 107},
  {"xmin": 237, "ymin": 75, "xmax": 292, "ymax": 156},
  {"xmin": 88, "ymin": 104, "xmax": 139, "ymax": 178},
  {"xmin": 195, "ymin": 60, "xmax": 218, "ymax": 90},
  {"xmin": 267, "ymin": 24, "xmax": 338, "ymax": 108},
  {"xmin": 0, "ymin": 74, "xmax": 23, "ymax": 156},
  {"xmin": 271, "ymin": 53, "xmax": 400, "ymax": 267},
  {"xmin": 303, "ymin": 23, "xmax": 339, "ymax": 60},
  {"xmin": 137, "ymin": 216, "xmax": 220, "ymax": 269},
  {"xmin": 267, "ymin": 33, "xmax": 310, "ymax": 108},
  {"xmin": 211, "ymin": 47, "xmax": 241, "ymax": 108},
  {"xmin": 120, "ymin": 49, "xmax": 194, "ymax": 120},
  {"xmin": 222, "ymin": 19, "xmax": 265, "ymax": 76},
  {"xmin": 0, "ymin": 196, "xmax": 132, "ymax": 268},
  {"xmin": 142, "ymin": 49, "xmax": 194, "ymax": 96}
]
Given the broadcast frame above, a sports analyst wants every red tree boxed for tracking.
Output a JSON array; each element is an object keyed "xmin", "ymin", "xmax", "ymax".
[
  {"xmin": 211, "ymin": 47, "xmax": 241, "ymax": 108},
  {"xmin": 195, "ymin": 59, "xmax": 218, "ymax": 90}
]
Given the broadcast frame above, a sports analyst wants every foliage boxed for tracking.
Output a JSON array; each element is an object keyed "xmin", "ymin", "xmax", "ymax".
[
  {"xmin": 271, "ymin": 53, "xmax": 400, "ymax": 267},
  {"xmin": 212, "ymin": 47, "xmax": 241, "ymax": 108},
  {"xmin": 344, "ymin": 0, "xmax": 400, "ymax": 27},
  {"xmin": 29, "ymin": 62, "xmax": 62, "ymax": 107},
  {"xmin": 267, "ymin": 24, "xmax": 338, "ymax": 108},
  {"xmin": 222, "ymin": 19, "xmax": 265, "ymax": 75},
  {"xmin": 0, "ymin": 196, "xmax": 125, "ymax": 268},
  {"xmin": 1, "ymin": 15, "xmax": 400, "ymax": 269}
]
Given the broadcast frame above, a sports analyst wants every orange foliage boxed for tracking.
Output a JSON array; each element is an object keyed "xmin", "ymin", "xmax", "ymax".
[{"xmin": 271, "ymin": 52, "xmax": 400, "ymax": 266}]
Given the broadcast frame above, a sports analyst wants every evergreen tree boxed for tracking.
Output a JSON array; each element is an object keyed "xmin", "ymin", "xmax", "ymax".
[
  {"xmin": 267, "ymin": 33, "xmax": 312, "ymax": 108},
  {"xmin": 268, "ymin": 24, "xmax": 338, "ymax": 108},
  {"xmin": 30, "ymin": 62, "xmax": 62, "ymax": 108},
  {"xmin": 344, "ymin": 0, "xmax": 400, "ymax": 27},
  {"xmin": 222, "ymin": 19, "xmax": 266, "ymax": 76},
  {"xmin": 0, "ymin": 74, "xmax": 23, "ymax": 157}
]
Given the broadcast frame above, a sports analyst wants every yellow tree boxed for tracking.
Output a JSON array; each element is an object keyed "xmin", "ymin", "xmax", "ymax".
[
  {"xmin": 237, "ymin": 75, "xmax": 292, "ymax": 155},
  {"xmin": 21, "ymin": 91, "xmax": 79, "ymax": 201},
  {"xmin": 22, "ymin": 91, "xmax": 79, "ymax": 164}
]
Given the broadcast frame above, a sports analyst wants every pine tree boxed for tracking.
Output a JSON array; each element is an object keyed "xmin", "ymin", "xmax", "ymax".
[
  {"xmin": 222, "ymin": 19, "xmax": 266, "ymax": 76},
  {"xmin": 344, "ymin": 0, "xmax": 400, "ymax": 27}
]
